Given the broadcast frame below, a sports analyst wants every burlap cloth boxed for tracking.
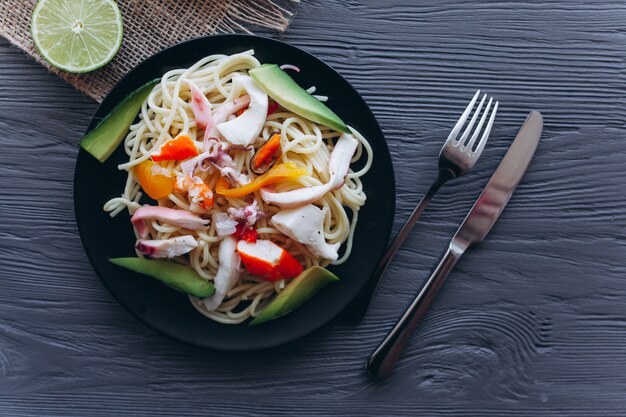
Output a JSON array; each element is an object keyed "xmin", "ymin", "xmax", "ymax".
[{"xmin": 0, "ymin": 0, "xmax": 299, "ymax": 102}]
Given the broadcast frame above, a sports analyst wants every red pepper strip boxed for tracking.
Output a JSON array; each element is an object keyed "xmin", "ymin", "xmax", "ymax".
[
  {"xmin": 151, "ymin": 135, "xmax": 199, "ymax": 162},
  {"xmin": 234, "ymin": 224, "xmax": 258, "ymax": 243},
  {"xmin": 267, "ymin": 100, "xmax": 279, "ymax": 115}
]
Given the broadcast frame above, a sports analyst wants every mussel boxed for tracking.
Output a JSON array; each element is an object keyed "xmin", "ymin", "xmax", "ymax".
[{"xmin": 249, "ymin": 131, "xmax": 282, "ymax": 175}]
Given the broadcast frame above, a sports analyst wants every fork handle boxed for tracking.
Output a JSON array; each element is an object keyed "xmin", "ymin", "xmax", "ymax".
[
  {"xmin": 340, "ymin": 168, "xmax": 456, "ymax": 324},
  {"xmin": 366, "ymin": 245, "xmax": 462, "ymax": 379}
]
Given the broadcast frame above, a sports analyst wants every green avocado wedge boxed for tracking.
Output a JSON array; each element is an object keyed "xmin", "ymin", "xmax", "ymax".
[
  {"xmin": 249, "ymin": 64, "xmax": 349, "ymax": 133},
  {"xmin": 250, "ymin": 266, "xmax": 340, "ymax": 326},
  {"xmin": 109, "ymin": 257, "xmax": 215, "ymax": 298},
  {"xmin": 79, "ymin": 79, "xmax": 158, "ymax": 162}
]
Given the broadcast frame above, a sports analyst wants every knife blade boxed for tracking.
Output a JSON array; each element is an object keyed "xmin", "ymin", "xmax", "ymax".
[
  {"xmin": 451, "ymin": 110, "xmax": 543, "ymax": 253},
  {"xmin": 367, "ymin": 111, "xmax": 543, "ymax": 379}
]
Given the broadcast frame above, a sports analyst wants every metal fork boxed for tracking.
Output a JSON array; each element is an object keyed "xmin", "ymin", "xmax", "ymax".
[{"xmin": 341, "ymin": 90, "xmax": 498, "ymax": 323}]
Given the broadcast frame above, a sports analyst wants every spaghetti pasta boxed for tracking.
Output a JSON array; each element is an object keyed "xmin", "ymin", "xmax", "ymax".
[{"xmin": 104, "ymin": 50, "xmax": 373, "ymax": 324}]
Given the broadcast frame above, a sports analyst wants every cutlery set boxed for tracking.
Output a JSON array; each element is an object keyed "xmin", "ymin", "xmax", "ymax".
[{"xmin": 345, "ymin": 92, "xmax": 543, "ymax": 379}]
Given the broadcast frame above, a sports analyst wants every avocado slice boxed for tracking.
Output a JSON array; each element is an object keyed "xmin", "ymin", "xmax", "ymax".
[
  {"xmin": 109, "ymin": 257, "xmax": 215, "ymax": 298},
  {"xmin": 79, "ymin": 79, "xmax": 158, "ymax": 162},
  {"xmin": 250, "ymin": 266, "xmax": 339, "ymax": 326},
  {"xmin": 249, "ymin": 64, "xmax": 349, "ymax": 133}
]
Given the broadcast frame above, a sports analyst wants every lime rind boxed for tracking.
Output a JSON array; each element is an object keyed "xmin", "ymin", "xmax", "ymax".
[{"xmin": 31, "ymin": 0, "xmax": 123, "ymax": 73}]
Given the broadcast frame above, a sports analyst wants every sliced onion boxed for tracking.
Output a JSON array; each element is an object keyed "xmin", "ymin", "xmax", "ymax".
[{"xmin": 280, "ymin": 64, "xmax": 301, "ymax": 73}]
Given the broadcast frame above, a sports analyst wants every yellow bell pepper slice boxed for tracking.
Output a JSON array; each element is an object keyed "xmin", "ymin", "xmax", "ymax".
[
  {"xmin": 134, "ymin": 160, "xmax": 176, "ymax": 199},
  {"xmin": 216, "ymin": 162, "xmax": 307, "ymax": 198}
]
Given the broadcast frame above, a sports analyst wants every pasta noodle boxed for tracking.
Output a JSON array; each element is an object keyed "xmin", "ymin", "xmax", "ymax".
[{"xmin": 103, "ymin": 50, "xmax": 373, "ymax": 324}]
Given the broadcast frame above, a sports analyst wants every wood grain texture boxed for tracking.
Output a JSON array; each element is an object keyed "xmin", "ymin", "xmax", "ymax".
[{"xmin": 1, "ymin": 0, "xmax": 626, "ymax": 415}]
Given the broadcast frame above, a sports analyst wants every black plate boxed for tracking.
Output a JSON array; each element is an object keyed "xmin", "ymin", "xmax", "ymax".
[{"xmin": 74, "ymin": 34, "xmax": 395, "ymax": 351}]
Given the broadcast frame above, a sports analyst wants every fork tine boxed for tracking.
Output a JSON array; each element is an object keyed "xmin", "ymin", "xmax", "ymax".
[
  {"xmin": 444, "ymin": 90, "xmax": 480, "ymax": 145},
  {"xmin": 464, "ymin": 96, "xmax": 492, "ymax": 151},
  {"xmin": 457, "ymin": 94, "xmax": 487, "ymax": 146},
  {"xmin": 472, "ymin": 101, "xmax": 498, "ymax": 158}
]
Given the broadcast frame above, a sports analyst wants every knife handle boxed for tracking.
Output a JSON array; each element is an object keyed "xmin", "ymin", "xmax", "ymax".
[{"xmin": 366, "ymin": 245, "xmax": 462, "ymax": 379}]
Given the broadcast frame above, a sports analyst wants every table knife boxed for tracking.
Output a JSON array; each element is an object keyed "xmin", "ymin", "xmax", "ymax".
[{"xmin": 367, "ymin": 110, "xmax": 543, "ymax": 379}]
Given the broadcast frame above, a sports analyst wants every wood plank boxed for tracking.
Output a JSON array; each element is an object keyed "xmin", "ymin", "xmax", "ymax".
[{"xmin": 1, "ymin": 0, "xmax": 626, "ymax": 415}]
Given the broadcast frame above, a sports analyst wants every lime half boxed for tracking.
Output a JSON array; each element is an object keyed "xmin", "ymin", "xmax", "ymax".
[{"xmin": 31, "ymin": 0, "xmax": 123, "ymax": 73}]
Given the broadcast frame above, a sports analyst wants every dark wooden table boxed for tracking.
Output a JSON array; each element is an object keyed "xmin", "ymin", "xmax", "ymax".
[{"xmin": 2, "ymin": 1, "xmax": 625, "ymax": 415}]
